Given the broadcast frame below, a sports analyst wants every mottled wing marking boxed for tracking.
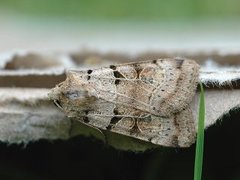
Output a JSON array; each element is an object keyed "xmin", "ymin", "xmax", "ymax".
[
  {"xmin": 68, "ymin": 59, "xmax": 199, "ymax": 117},
  {"xmin": 76, "ymin": 102, "xmax": 195, "ymax": 147},
  {"xmin": 49, "ymin": 58, "xmax": 199, "ymax": 147},
  {"xmin": 151, "ymin": 60, "xmax": 199, "ymax": 116}
]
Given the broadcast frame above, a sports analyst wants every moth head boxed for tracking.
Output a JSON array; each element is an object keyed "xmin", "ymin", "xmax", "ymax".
[
  {"xmin": 48, "ymin": 82, "xmax": 65, "ymax": 110},
  {"xmin": 48, "ymin": 70, "xmax": 97, "ymax": 113}
]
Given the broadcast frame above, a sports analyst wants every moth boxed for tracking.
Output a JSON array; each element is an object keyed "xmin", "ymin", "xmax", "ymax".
[{"xmin": 49, "ymin": 58, "xmax": 200, "ymax": 147}]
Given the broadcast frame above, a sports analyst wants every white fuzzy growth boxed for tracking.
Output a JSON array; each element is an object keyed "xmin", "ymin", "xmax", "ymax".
[{"xmin": 200, "ymin": 60, "xmax": 240, "ymax": 86}]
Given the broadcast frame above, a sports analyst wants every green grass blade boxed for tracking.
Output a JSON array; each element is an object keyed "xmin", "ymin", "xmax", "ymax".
[{"xmin": 194, "ymin": 83, "xmax": 205, "ymax": 180}]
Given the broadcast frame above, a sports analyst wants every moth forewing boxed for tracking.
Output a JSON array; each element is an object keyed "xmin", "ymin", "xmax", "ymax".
[
  {"xmin": 108, "ymin": 106, "xmax": 196, "ymax": 147},
  {"xmin": 49, "ymin": 58, "xmax": 199, "ymax": 147},
  {"xmin": 147, "ymin": 59, "xmax": 199, "ymax": 116}
]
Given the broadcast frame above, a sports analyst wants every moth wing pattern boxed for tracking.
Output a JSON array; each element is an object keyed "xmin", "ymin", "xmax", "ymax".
[
  {"xmin": 68, "ymin": 58, "xmax": 199, "ymax": 117},
  {"xmin": 113, "ymin": 106, "xmax": 196, "ymax": 147},
  {"xmin": 77, "ymin": 104, "xmax": 196, "ymax": 147},
  {"xmin": 49, "ymin": 58, "xmax": 199, "ymax": 147}
]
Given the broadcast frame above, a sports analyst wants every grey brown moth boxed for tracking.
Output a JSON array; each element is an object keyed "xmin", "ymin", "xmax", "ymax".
[{"xmin": 49, "ymin": 58, "xmax": 200, "ymax": 147}]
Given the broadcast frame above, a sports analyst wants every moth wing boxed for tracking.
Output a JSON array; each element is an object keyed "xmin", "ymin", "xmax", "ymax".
[
  {"xmin": 82, "ymin": 105, "xmax": 196, "ymax": 147},
  {"xmin": 111, "ymin": 106, "xmax": 196, "ymax": 147},
  {"xmin": 83, "ymin": 59, "xmax": 199, "ymax": 117},
  {"xmin": 63, "ymin": 59, "xmax": 199, "ymax": 117}
]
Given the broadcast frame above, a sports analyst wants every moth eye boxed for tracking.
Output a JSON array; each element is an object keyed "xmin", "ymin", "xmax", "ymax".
[{"xmin": 53, "ymin": 100, "xmax": 63, "ymax": 109}]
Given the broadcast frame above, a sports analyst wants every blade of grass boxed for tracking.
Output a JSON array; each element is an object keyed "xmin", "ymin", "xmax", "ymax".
[{"xmin": 194, "ymin": 83, "xmax": 205, "ymax": 180}]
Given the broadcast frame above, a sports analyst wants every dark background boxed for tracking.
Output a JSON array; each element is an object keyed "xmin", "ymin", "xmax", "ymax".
[{"xmin": 0, "ymin": 109, "xmax": 239, "ymax": 180}]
